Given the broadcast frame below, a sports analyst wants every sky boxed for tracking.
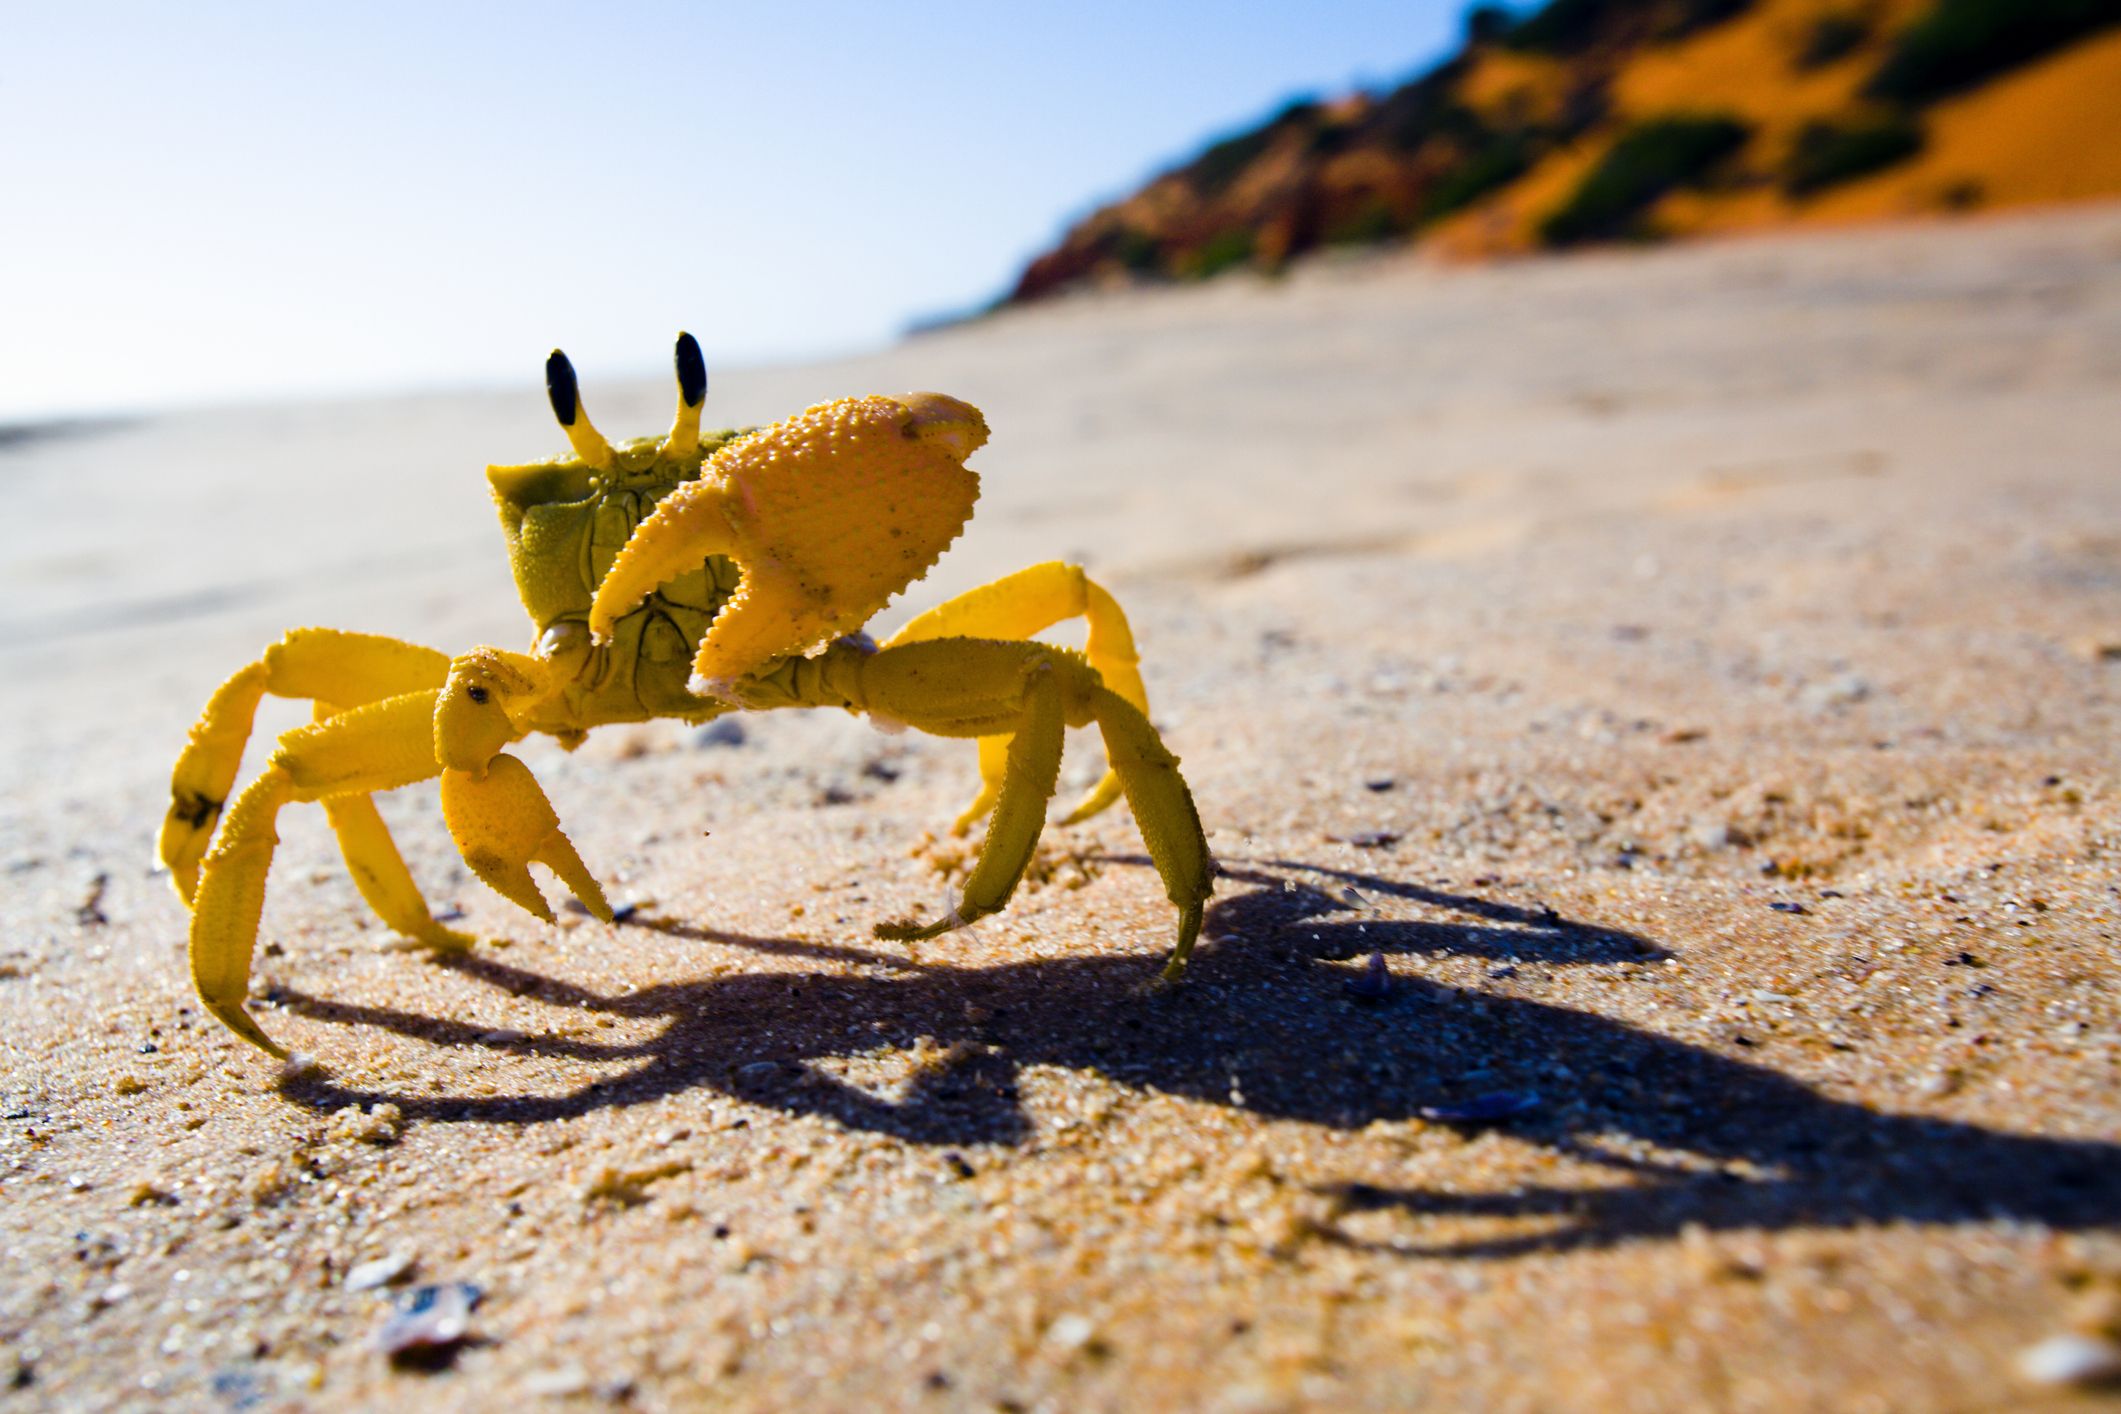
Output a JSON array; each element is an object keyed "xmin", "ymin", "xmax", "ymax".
[{"xmin": 0, "ymin": 2, "xmax": 1468, "ymax": 423}]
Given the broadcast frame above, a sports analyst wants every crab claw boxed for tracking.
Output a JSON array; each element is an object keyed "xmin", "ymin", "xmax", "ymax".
[
  {"xmin": 588, "ymin": 393, "xmax": 987, "ymax": 697},
  {"xmin": 440, "ymin": 754, "xmax": 611, "ymax": 924}
]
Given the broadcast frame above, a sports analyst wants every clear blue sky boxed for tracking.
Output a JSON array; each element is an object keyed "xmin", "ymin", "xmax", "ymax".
[{"xmin": 1, "ymin": 2, "xmax": 1465, "ymax": 421}]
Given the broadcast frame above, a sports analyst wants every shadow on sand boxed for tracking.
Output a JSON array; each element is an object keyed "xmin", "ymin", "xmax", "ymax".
[{"xmin": 276, "ymin": 859, "xmax": 2120, "ymax": 1257}]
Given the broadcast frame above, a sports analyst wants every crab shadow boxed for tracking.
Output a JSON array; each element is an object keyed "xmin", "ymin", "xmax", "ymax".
[{"xmin": 277, "ymin": 860, "xmax": 2121, "ymax": 1256}]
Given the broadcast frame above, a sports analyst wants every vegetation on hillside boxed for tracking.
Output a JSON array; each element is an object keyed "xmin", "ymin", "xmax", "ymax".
[
  {"xmin": 1006, "ymin": 0, "xmax": 2121, "ymax": 303},
  {"xmin": 1866, "ymin": 0, "xmax": 2117, "ymax": 102},
  {"xmin": 1539, "ymin": 115, "xmax": 1751, "ymax": 244},
  {"xmin": 1781, "ymin": 113, "xmax": 1926, "ymax": 196}
]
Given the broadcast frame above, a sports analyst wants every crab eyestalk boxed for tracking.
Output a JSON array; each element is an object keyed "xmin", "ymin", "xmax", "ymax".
[
  {"xmin": 661, "ymin": 331, "xmax": 707, "ymax": 459},
  {"xmin": 546, "ymin": 349, "xmax": 615, "ymax": 470}
]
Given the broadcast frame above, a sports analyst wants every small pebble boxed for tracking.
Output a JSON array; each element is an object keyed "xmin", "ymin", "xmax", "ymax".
[
  {"xmin": 209, "ymin": 1370, "xmax": 261, "ymax": 1405},
  {"xmin": 75, "ymin": 872, "xmax": 110, "ymax": 927},
  {"xmin": 1044, "ymin": 1314, "xmax": 1099, "ymax": 1353},
  {"xmin": 375, "ymin": 1282, "xmax": 481, "ymax": 1360},
  {"xmin": 1363, "ymin": 777, "xmax": 1396, "ymax": 792},
  {"xmin": 1769, "ymin": 901, "xmax": 1807, "ymax": 915},
  {"xmin": 1420, "ymin": 1091, "xmax": 1539, "ymax": 1124},
  {"xmin": 1800, "ymin": 672, "xmax": 1873, "ymax": 711},
  {"xmin": 1690, "ymin": 821, "xmax": 1737, "ymax": 850},
  {"xmin": 1341, "ymin": 830, "xmax": 1400, "ymax": 849},
  {"xmin": 346, "ymin": 1252, "xmax": 415, "ymax": 1291},
  {"xmin": 2018, "ymin": 1333, "xmax": 2121, "ymax": 1387},
  {"xmin": 523, "ymin": 1364, "xmax": 591, "ymax": 1397},
  {"xmin": 327, "ymin": 1103, "xmax": 404, "ymax": 1146},
  {"xmin": 277, "ymin": 1053, "xmax": 323, "ymax": 1084},
  {"xmin": 693, "ymin": 718, "xmax": 747, "ymax": 747},
  {"xmin": 126, "ymin": 1180, "xmax": 175, "ymax": 1207},
  {"xmin": 1345, "ymin": 952, "xmax": 1391, "ymax": 1001}
]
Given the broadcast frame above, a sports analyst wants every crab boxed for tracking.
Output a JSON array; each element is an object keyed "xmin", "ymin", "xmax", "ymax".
[{"xmin": 158, "ymin": 335, "xmax": 1214, "ymax": 1059}]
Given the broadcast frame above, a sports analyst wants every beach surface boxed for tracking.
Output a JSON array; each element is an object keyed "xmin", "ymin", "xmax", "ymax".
[{"xmin": 2, "ymin": 204, "xmax": 2119, "ymax": 1411}]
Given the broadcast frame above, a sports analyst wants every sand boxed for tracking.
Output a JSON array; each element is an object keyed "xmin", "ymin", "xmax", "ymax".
[{"xmin": 2, "ymin": 203, "xmax": 2118, "ymax": 1412}]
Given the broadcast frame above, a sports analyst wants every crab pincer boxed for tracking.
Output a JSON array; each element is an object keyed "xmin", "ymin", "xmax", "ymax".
[{"xmin": 439, "ymin": 756, "xmax": 610, "ymax": 925}]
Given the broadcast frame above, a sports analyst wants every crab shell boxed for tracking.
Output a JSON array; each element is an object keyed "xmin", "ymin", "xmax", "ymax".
[{"xmin": 589, "ymin": 393, "xmax": 987, "ymax": 696}]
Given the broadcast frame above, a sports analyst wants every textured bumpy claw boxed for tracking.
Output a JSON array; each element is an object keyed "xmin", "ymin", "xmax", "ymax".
[
  {"xmin": 439, "ymin": 755, "xmax": 612, "ymax": 924},
  {"xmin": 588, "ymin": 393, "xmax": 987, "ymax": 697}
]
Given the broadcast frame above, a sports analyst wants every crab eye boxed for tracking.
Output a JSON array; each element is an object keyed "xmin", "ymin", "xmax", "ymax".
[
  {"xmin": 545, "ymin": 350, "xmax": 580, "ymax": 426},
  {"xmin": 675, "ymin": 332, "xmax": 707, "ymax": 410},
  {"xmin": 662, "ymin": 332, "xmax": 708, "ymax": 458}
]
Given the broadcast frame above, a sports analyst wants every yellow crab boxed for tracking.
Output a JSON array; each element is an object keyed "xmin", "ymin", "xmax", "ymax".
[{"xmin": 158, "ymin": 335, "xmax": 1213, "ymax": 1060}]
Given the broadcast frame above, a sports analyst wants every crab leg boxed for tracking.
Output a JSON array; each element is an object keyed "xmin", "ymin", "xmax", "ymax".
[
  {"xmin": 162, "ymin": 628, "xmax": 450, "ymax": 895},
  {"xmin": 161, "ymin": 628, "xmax": 452, "ymax": 905},
  {"xmin": 845, "ymin": 638, "xmax": 1212, "ymax": 977},
  {"xmin": 1085, "ymin": 686, "xmax": 1213, "ymax": 980},
  {"xmin": 874, "ymin": 661, "xmax": 1066, "ymax": 941},
  {"xmin": 317, "ymin": 789, "xmax": 475, "ymax": 952},
  {"xmin": 884, "ymin": 561, "xmax": 1150, "ymax": 831},
  {"xmin": 161, "ymin": 660, "xmax": 270, "ymax": 901},
  {"xmin": 189, "ymin": 689, "xmax": 447, "ymax": 1057}
]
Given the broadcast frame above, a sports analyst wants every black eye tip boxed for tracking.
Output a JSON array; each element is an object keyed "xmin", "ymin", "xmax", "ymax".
[
  {"xmin": 546, "ymin": 349, "xmax": 580, "ymax": 427},
  {"xmin": 675, "ymin": 332, "xmax": 707, "ymax": 409}
]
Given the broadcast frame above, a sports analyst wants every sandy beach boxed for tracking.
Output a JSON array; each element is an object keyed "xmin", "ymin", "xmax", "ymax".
[{"xmin": 2, "ymin": 203, "xmax": 2118, "ymax": 1410}]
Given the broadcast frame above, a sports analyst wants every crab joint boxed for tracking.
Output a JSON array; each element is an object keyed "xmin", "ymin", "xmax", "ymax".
[
  {"xmin": 434, "ymin": 649, "xmax": 546, "ymax": 771},
  {"xmin": 545, "ymin": 349, "xmax": 615, "ymax": 470}
]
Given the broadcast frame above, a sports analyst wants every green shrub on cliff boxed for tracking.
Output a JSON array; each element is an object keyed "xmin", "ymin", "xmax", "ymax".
[
  {"xmin": 1539, "ymin": 114, "xmax": 1751, "ymax": 245},
  {"xmin": 1866, "ymin": 0, "xmax": 2117, "ymax": 102},
  {"xmin": 1782, "ymin": 114, "xmax": 1925, "ymax": 195}
]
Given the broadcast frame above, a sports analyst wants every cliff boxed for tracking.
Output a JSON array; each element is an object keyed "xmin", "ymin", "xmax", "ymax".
[{"xmin": 1009, "ymin": 0, "xmax": 2121, "ymax": 301}]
